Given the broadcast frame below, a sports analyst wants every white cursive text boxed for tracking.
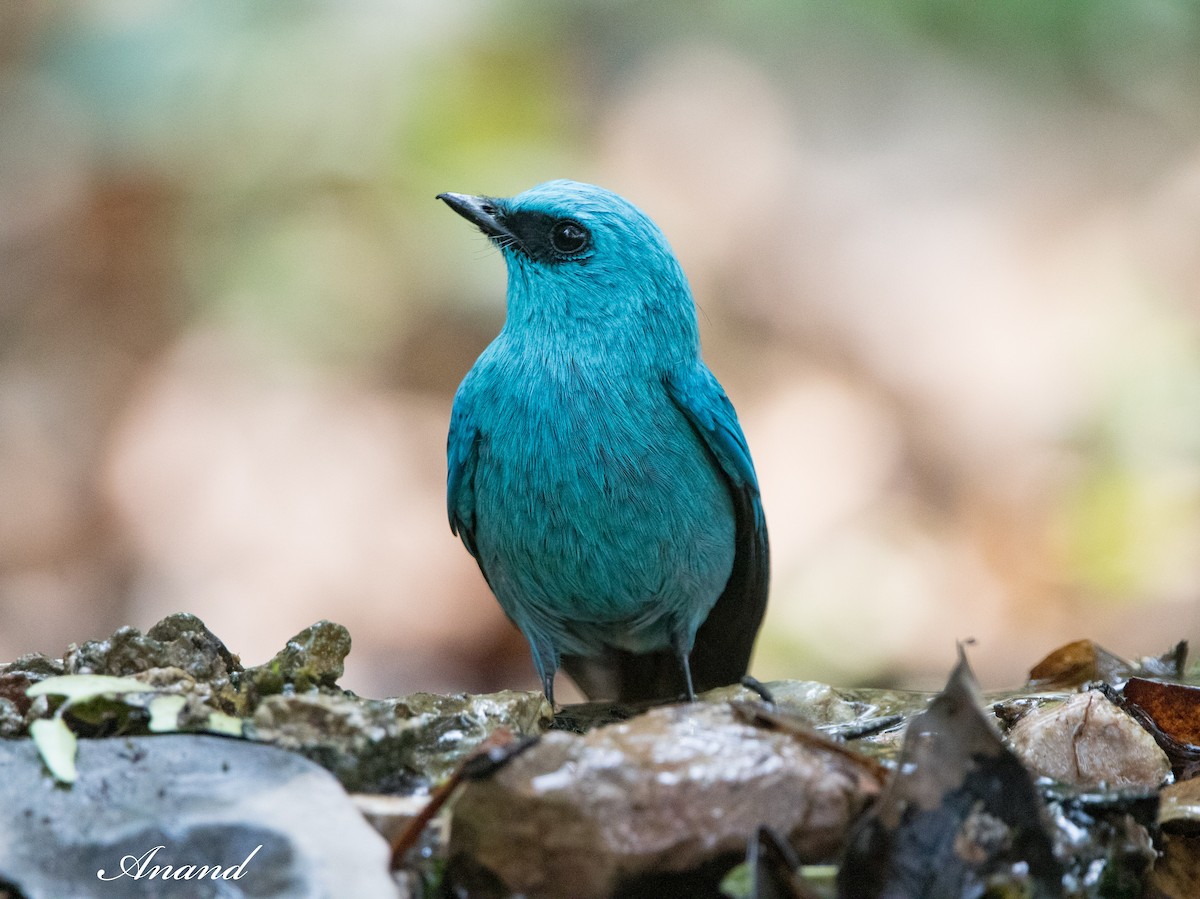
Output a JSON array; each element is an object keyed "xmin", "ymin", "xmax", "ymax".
[{"xmin": 97, "ymin": 843, "xmax": 262, "ymax": 882}]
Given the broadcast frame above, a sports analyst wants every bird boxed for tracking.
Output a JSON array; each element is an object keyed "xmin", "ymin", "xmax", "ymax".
[{"xmin": 438, "ymin": 179, "xmax": 768, "ymax": 705}]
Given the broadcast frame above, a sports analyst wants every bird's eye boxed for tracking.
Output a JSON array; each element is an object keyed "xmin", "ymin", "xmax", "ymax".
[{"xmin": 549, "ymin": 220, "xmax": 590, "ymax": 256}]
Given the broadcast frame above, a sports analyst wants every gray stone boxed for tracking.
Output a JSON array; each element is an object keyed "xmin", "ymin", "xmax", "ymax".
[
  {"xmin": 0, "ymin": 734, "xmax": 400, "ymax": 898},
  {"xmin": 1007, "ymin": 690, "xmax": 1171, "ymax": 789}
]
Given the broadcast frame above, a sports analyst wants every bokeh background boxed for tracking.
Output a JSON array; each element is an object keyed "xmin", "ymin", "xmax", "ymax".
[{"xmin": 2, "ymin": 1, "xmax": 1199, "ymax": 699}]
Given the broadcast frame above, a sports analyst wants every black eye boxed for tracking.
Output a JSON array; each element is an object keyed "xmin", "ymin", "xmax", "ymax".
[{"xmin": 549, "ymin": 219, "xmax": 590, "ymax": 256}]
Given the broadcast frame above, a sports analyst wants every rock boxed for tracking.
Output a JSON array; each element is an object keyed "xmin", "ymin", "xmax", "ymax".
[
  {"xmin": 240, "ymin": 620, "xmax": 351, "ymax": 695},
  {"xmin": 392, "ymin": 690, "xmax": 551, "ymax": 783},
  {"xmin": 250, "ymin": 692, "xmax": 424, "ymax": 794},
  {"xmin": 8, "ymin": 613, "xmax": 551, "ymax": 797},
  {"xmin": 64, "ymin": 613, "xmax": 240, "ymax": 683},
  {"xmin": 251, "ymin": 688, "xmax": 551, "ymax": 794},
  {"xmin": 0, "ymin": 653, "xmax": 66, "ymax": 734},
  {"xmin": 708, "ymin": 679, "xmax": 925, "ymax": 724},
  {"xmin": 704, "ymin": 680, "xmax": 931, "ymax": 767},
  {"xmin": 1, "ymin": 651, "xmax": 66, "ymax": 682},
  {"xmin": 0, "ymin": 733, "xmax": 400, "ymax": 898},
  {"xmin": 1159, "ymin": 776, "xmax": 1200, "ymax": 830},
  {"xmin": 1007, "ymin": 690, "xmax": 1171, "ymax": 789},
  {"xmin": 447, "ymin": 701, "xmax": 874, "ymax": 899}
]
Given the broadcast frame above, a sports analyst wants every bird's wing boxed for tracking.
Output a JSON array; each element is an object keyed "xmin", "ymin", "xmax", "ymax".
[
  {"xmin": 447, "ymin": 396, "xmax": 482, "ymax": 561},
  {"xmin": 665, "ymin": 365, "xmax": 763, "ymax": 507},
  {"xmin": 563, "ymin": 365, "xmax": 770, "ymax": 702},
  {"xmin": 663, "ymin": 364, "xmax": 770, "ymax": 691}
]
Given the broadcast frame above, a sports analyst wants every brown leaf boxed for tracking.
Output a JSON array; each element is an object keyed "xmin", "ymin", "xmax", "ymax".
[
  {"xmin": 1124, "ymin": 679, "xmax": 1200, "ymax": 744},
  {"xmin": 1027, "ymin": 639, "xmax": 1132, "ymax": 688},
  {"xmin": 839, "ymin": 648, "xmax": 1062, "ymax": 898},
  {"xmin": 1120, "ymin": 678, "xmax": 1200, "ymax": 780}
]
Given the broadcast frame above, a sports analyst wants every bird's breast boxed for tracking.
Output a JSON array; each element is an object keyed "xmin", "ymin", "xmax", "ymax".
[{"xmin": 465, "ymin": 353, "xmax": 735, "ymax": 628}]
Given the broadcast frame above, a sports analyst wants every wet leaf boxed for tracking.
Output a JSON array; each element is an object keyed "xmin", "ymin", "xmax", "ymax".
[
  {"xmin": 1151, "ymin": 781, "xmax": 1200, "ymax": 898},
  {"xmin": 1118, "ymin": 678, "xmax": 1200, "ymax": 780},
  {"xmin": 838, "ymin": 648, "xmax": 1062, "ymax": 898},
  {"xmin": 1123, "ymin": 678, "xmax": 1200, "ymax": 743},
  {"xmin": 29, "ymin": 716, "xmax": 78, "ymax": 784},
  {"xmin": 1028, "ymin": 640, "xmax": 1133, "ymax": 689}
]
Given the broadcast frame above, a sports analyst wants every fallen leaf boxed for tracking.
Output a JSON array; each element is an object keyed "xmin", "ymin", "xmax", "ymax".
[
  {"xmin": 205, "ymin": 710, "xmax": 245, "ymax": 737},
  {"xmin": 1119, "ymin": 679, "xmax": 1200, "ymax": 780},
  {"xmin": 26, "ymin": 674, "xmax": 150, "ymax": 702},
  {"xmin": 839, "ymin": 648, "xmax": 1062, "ymax": 898},
  {"xmin": 29, "ymin": 717, "xmax": 78, "ymax": 784},
  {"xmin": 1028, "ymin": 640, "xmax": 1131, "ymax": 688},
  {"xmin": 147, "ymin": 694, "xmax": 187, "ymax": 733}
]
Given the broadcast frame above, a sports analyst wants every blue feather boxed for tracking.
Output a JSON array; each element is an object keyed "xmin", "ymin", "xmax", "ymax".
[{"xmin": 440, "ymin": 180, "xmax": 769, "ymax": 703}]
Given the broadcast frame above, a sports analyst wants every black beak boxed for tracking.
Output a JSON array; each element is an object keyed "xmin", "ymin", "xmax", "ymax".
[{"xmin": 437, "ymin": 192, "xmax": 515, "ymax": 243}]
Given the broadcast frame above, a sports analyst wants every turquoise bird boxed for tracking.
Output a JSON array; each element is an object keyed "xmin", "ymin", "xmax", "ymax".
[{"xmin": 438, "ymin": 180, "xmax": 768, "ymax": 704}]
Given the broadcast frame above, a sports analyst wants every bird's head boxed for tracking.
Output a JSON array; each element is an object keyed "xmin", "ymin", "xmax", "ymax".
[{"xmin": 438, "ymin": 180, "xmax": 698, "ymax": 353}]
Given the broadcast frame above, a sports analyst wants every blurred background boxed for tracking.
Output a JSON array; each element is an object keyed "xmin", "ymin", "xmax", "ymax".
[{"xmin": 2, "ymin": 0, "xmax": 1199, "ymax": 698}]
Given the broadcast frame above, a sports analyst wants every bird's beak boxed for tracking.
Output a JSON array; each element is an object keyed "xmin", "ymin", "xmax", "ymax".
[{"xmin": 437, "ymin": 192, "xmax": 516, "ymax": 243}]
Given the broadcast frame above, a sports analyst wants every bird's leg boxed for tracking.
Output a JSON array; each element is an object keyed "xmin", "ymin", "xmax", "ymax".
[
  {"xmin": 672, "ymin": 633, "xmax": 697, "ymax": 703},
  {"xmin": 679, "ymin": 654, "xmax": 696, "ymax": 702},
  {"xmin": 529, "ymin": 634, "xmax": 559, "ymax": 708},
  {"xmin": 681, "ymin": 657, "xmax": 700, "ymax": 705}
]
